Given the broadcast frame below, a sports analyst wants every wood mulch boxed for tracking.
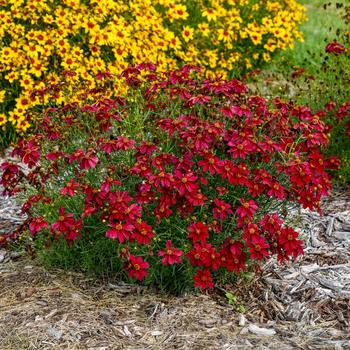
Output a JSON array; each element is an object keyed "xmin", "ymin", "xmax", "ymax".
[{"xmin": 1, "ymin": 152, "xmax": 350, "ymax": 350}]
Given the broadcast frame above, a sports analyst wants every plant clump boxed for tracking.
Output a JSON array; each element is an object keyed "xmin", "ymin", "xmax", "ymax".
[{"xmin": 0, "ymin": 65, "xmax": 335, "ymax": 293}]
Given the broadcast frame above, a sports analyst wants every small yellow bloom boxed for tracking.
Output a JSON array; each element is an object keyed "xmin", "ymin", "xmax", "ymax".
[
  {"xmin": 0, "ymin": 113, "xmax": 7, "ymax": 126},
  {"xmin": 181, "ymin": 26, "xmax": 194, "ymax": 42},
  {"xmin": 202, "ymin": 8, "xmax": 217, "ymax": 22},
  {"xmin": 0, "ymin": 90, "xmax": 6, "ymax": 103}
]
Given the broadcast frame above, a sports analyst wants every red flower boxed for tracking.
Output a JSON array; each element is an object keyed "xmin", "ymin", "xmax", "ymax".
[
  {"xmin": 198, "ymin": 152, "xmax": 222, "ymax": 174},
  {"xmin": 187, "ymin": 222, "xmax": 209, "ymax": 243},
  {"xmin": 247, "ymin": 235, "xmax": 270, "ymax": 260},
  {"xmin": 174, "ymin": 170, "xmax": 198, "ymax": 196},
  {"xmin": 19, "ymin": 140, "xmax": 40, "ymax": 168},
  {"xmin": 100, "ymin": 177, "xmax": 121, "ymax": 194},
  {"xmin": 228, "ymin": 139, "xmax": 256, "ymax": 159},
  {"xmin": 193, "ymin": 269, "xmax": 213, "ymax": 289},
  {"xmin": 278, "ymin": 227, "xmax": 304, "ymax": 259},
  {"xmin": 216, "ymin": 186, "xmax": 228, "ymax": 196},
  {"xmin": 325, "ymin": 41, "xmax": 346, "ymax": 54},
  {"xmin": 106, "ymin": 222, "xmax": 134, "ymax": 243},
  {"xmin": 124, "ymin": 255, "xmax": 149, "ymax": 281},
  {"xmin": 158, "ymin": 240, "xmax": 183, "ymax": 265},
  {"xmin": 29, "ymin": 216, "xmax": 48, "ymax": 236},
  {"xmin": 236, "ymin": 198, "xmax": 258, "ymax": 220},
  {"xmin": 51, "ymin": 207, "xmax": 76, "ymax": 233},
  {"xmin": 219, "ymin": 248, "xmax": 246, "ymax": 273},
  {"xmin": 260, "ymin": 213, "xmax": 282, "ymax": 234},
  {"xmin": 213, "ymin": 199, "xmax": 233, "ymax": 221},
  {"xmin": 267, "ymin": 181, "xmax": 286, "ymax": 200},
  {"xmin": 60, "ymin": 180, "xmax": 79, "ymax": 197},
  {"xmin": 186, "ymin": 191, "xmax": 207, "ymax": 206},
  {"xmin": 80, "ymin": 150, "xmax": 98, "ymax": 170},
  {"xmin": 131, "ymin": 221, "xmax": 154, "ymax": 245},
  {"xmin": 115, "ymin": 136, "xmax": 135, "ymax": 151}
]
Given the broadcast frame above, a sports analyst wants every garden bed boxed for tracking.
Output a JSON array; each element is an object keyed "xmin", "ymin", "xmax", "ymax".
[{"xmin": 1, "ymin": 179, "xmax": 349, "ymax": 350}]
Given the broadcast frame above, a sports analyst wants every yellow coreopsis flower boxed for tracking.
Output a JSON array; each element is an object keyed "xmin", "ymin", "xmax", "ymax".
[
  {"xmin": 0, "ymin": 113, "xmax": 7, "ymax": 126},
  {"xmin": 182, "ymin": 26, "xmax": 194, "ymax": 42},
  {"xmin": 0, "ymin": 90, "xmax": 6, "ymax": 103},
  {"xmin": 198, "ymin": 22, "xmax": 210, "ymax": 37},
  {"xmin": 202, "ymin": 8, "xmax": 217, "ymax": 22}
]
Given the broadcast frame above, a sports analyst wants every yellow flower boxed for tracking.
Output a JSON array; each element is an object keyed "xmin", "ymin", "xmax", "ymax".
[
  {"xmin": 0, "ymin": 90, "xmax": 6, "ymax": 103},
  {"xmin": 198, "ymin": 22, "xmax": 210, "ymax": 37},
  {"xmin": 181, "ymin": 26, "xmax": 194, "ymax": 42},
  {"xmin": 202, "ymin": 8, "xmax": 217, "ymax": 22},
  {"xmin": 263, "ymin": 52, "xmax": 271, "ymax": 62},
  {"xmin": 0, "ymin": 113, "xmax": 7, "ymax": 126}
]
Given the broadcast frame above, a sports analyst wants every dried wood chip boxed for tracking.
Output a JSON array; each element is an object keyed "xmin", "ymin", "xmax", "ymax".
[{"xmin": 248, "ymin": 324, "xmax": 276, "ymax": 336}]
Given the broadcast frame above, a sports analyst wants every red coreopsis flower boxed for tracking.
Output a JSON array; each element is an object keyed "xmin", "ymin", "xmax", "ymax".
[
  {"xmin": 158, "ymin": 240, "xmax": 184, "ymax": 265},
  {"xmin": 20, "ymin": 140, "xmax": 41, "ymax": 168},
  {"xmin": 115, "ymin": 136, "xmax": 135, "ymax": 151},
  {"xmin": 29, "ymin": 216, "xmax": 48, "ymax": 236},
  {"xmin": 220, "ymin": 247, "xmax": 246, "ymax": 273},
  {"xmin": 64, "ymin": 219, "xmax": 82, "ymax": 243},
  {"xmin": 247, "ymin": 235, "xmax": 270, "ymax": 260},
  {"xmin": 21, "ymin": 194, "xmax": 44, "ymax": 213},
  {"xmin": 123, "ymin": 203, "xmax": 142, "ymax": 221},
  {"xmin": 325, "ymin": 156, "xmax": 340, "ymax": 170},
  {"xmin": 108, "ymin": 190, "xmax": 133, "ymax": 207},
  {"xmin": 247, "ymin": 182, "xmax": 264, "ymax": 197},
  {"xmin": 131, "ymin": 221, "xmax": 154, "ymax": 245},
  {"xmin": 101, "ymin": 177, "xmax": 121, "ymax": 194},
  {"xmin": 124, "ymin": 255, "xmax": 149, "ymax": 281},
  {"xmin": 278, "ymin": 227, "xmax": 304, "ymax": 259},
  {"xmin": 254, "ymin": 169, "xmax": 272, "ymax": 186},
  {"xmin": 197, "ymin": 152, "xmax": 222, "ymax": 175},
  {"xmin": 105, "ymin": 222, "xmax": 134, "ymax": 243},
  {"xmin": 187, "ymin": 93, "xmax": 211, "ymax": 106},
  {"xmin": 267, "ymin": 181, "xmax": 286, "ymax": 200},
  {"xmin": 186, "ymin": 242, "xmax": 217, "ymax": 267},
  {"xmin": 242, "ymin": 222, "xmax": 260, "ymax": 241},
  {"xmin": 236, "ymin": 198, "xmax": 258, "ymax": 220},
  {"xmin": 135, "ymin": 141, "xmax": 157, "ymax": 157},
  {"xmin": 213, "ymin": 198, "xmax": 233, "ymax": 221},
  {"xmin": 174, "ymin": 170, "xmax": 198, "ymax": 196},
  {"xmin": 1, "ymin": 161, "xmax": 19, "ymax": 175},
  {"xmin": 51, "ymin": 207, "xmax": 76, "ymax": 233},
  {"xmin": 154, "ymin": 204, "xmax": 173, "ymax": 220},
  {"xmin": 154, "ymin": 171, "xmax": 174, "ymax": 188},
  {"xmin": 193, "ymin": 269, "xmax": 213, "ymax": 289},
  {"xmin": 325, "ymin": 41, "xmax": 346, "ymax": 54},
  {"xmin": 260, "ymin": 214, "xmax": 282, "ymax": 234},
  {"xmin": 216, "ymin": 186, "xmax": 228, "ymax": 196},
  {"xmin": 186, "ymin": 191, "xmax": 207, "ymax": 206},
  {"xmin": 79, "ymin": 150, "xmax": 98, "ymax": 170},
  {"xmin": 68, "ymin": 149, "xmax": 85, "ymax": 164},
  {"xmin": 228, "ymin": 139, "xmax": 256, "ymax": 159},
  {"xmin": 60, "ymin": 179, "xmax": 79, "ymax": 197},
  {"xmin": 187, "ymin": 221, "xmax": 209, "ymax": 243},
  {"xmin": 99, "ymin": 139, "xmax": 118, "ymax": 154}
]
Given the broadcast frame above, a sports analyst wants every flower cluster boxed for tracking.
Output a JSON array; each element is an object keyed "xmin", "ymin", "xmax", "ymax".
[
  {"xmin": 0, "ymin": 65, "xmax": 333, "ymax": 291},
  {"xmin": 0, "ymin": 0, "xmax": 305, "ymax": 136}
]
